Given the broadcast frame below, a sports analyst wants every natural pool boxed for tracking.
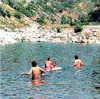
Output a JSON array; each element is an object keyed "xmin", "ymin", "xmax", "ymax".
[{"xmin": 0, "ymin": 42, "xmax": 100, "ymax": 99}]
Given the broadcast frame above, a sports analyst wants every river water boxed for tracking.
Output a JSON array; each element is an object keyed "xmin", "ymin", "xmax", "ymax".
[{"xmin": 0, "ymin": 42, "xmax": 100, "ymax": 99}]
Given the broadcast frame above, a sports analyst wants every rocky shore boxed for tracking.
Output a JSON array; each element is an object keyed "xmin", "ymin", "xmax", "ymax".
[{"xmin": 0, "ymin": 25, "xmax": 100, "ymax": 45}]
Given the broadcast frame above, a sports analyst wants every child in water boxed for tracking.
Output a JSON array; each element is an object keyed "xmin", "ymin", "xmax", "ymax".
[
  {"xmin": 45, "ymin": 57, "xmax": 54, "ymax": 71},
  {"xmin": 74, "ymin": 55, "xmax": 83, "ymax": 69},
  {"xmin": 52, "ymin": 61, "xmax": 56, "ymax": 68}
]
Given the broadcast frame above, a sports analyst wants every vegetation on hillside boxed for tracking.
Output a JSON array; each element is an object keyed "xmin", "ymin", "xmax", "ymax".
[{"xmin": 0, "ymin": 0, "xmax": 100, "ymax": 31}]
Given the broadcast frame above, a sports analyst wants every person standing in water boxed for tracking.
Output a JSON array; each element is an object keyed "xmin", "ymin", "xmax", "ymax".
[
  {"xmin": 20, "ymin": 61, "xmax": 45, "ymax": 80},
  {"xmin": 45, "ymin": 57, "xmax": 53, "ymax": 71},
  {"xmin": 74, "ymin": 55, "xmax": 83, "ymax": 69}
]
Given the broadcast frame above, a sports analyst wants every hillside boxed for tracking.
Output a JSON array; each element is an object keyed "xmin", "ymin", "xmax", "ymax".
[
  {"xmin": 0, "ymin": 0, "xmax": 100, "ymax": 45},
  {"xmin": 0, "ymin": 0, "xmax": 100, "ymax": 31}
]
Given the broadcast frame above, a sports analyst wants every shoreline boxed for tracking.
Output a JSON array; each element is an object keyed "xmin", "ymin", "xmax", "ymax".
[{"xmin": 0, "ymin": 25, "xmax": 100, "ymax": 45}]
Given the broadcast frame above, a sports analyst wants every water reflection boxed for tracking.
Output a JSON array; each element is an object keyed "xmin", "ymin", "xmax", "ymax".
[{"xmin": 74, "ymin": 68, "xmax": 82, "ymax": 75}]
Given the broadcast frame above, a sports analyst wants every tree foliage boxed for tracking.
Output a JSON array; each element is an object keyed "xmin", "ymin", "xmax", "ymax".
[
  {"xmin": 36, "ymin": 16, "xmax": 46, "ymax": 25},
  {"xmin": 1, "ymin": 0, "xmax": 100, "ymax": 25},
  {"xmin": 13, "ymin": 3, "xmax": 35, "ymax": 18},
  {"xmin": 56, "ymin": 27, "xmax": 61, "ymax": 33},
  {"xmin": 0, "ymin": 6, "xmax": 11, "ymax": 17},
  {"xmin": 61, "ymin": 15, "xmax": 67, "ymax": 24},
  {"xmin": 74, "ymin": 24, "xmax": 83, "ymax": 33},
  {"xmin": 14, "ymin": 11, "xmax": 23, "ymax": 19},
  {"xmin": 5, "ymin": 10, "xmax": 11, "ymax": 18}
]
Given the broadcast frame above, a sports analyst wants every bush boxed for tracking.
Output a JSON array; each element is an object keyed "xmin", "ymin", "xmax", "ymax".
[
  {"xmin": 2, "ymin": 11, "xmax": 6, "ymax": 17},
  {"xmin": 14, "ymin": 3, "xmax": 25, "ymax": 12},
  {"xmin": 74, "ymin": 25, "xmax": 83, "ymax": 33},
  {"xmin": 14, "ymin": 3, "xmax": 35, "ymax": 18},
  {"xmin": 14, "ymin": 11, "xmax": 23, "ymax": 19},
  {"xmin": 36, "ymin": 16, "xmax": 46, "ymax": 25},
  {"xmin": 70, "ymin": 21, "xmax": 76, "ymax": 26},
  {"xmin": 5, "ymin": 10, "xmax": 11, "ymax": 18},
  {"xmin": 61, "ymin": 15, "xmax": 67, "ymax": 24},
  {"xmin": 55, "ymin": 8, "xmax": 64, "ymax": 13},
  {"xmin": 22, "ymin": 0, "xmax": 26, "ymax": 4},
  {"xmin": 51, "ymin": 17, "xmax": 56, "ymax": 24},
  {"xmin": 0, "ymin": 6, "xmax": 3, "ymax": 14},
  {"xmin": 62, "ymin": 3, "xmax": 73, "ymax": 8},
  {"xmin": 78, "ymin": 14, "xmax": 90, "ymax": 22},
  {"xmin": 21, "ymin": 37, "xmax": 25, "ymax": 42},
  {"xmin": 0, "ymin": 7, "xmax": 6, "ymax": 17},
  {"xmin": 0, "ymin": 7, "xmax": 11, "ymax": 18},
  {"xmin": 40, "ymin": 3, "xmax": 55, "ymax": 14},
  {"xmin": 65, "ymin": 16, "xmax": 74, "ymax": 25},
  {"xmin": 27, "ymin": 3, "xmax": 37, "ymax": 10},
  {"xmin": 1, "ymin": 0, "xmax": 9, "ymax": 5},
  {"xmin": 2, "ymin": 0, "xmax": 15, "ymax": 7},
  {"xmin": 8, "ymin": 0, "xmax": 14, "ymax": 8},
  {"xmin": 56, "ymin": 27, "xmax": 61, "ymax": 33},
  {"xmin": 23, "ymin": 10, "xmax": 35, "ymax": 18},
  {"xmin": 45, "ymin": 6, "xmax": 55, "ymax": 14}
]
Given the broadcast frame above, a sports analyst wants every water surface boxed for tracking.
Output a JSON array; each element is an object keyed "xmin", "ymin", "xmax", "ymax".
[{"xmin": 0, "ymin": 42, "xmax": 100, "ymax": 99}]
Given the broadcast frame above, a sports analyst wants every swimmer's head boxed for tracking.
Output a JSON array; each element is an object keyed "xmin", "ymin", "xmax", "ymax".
[
  {"xmin": 74, "ymin": 55, "xmax": 79, "ymax": 59},
  {"xmin": 48, "ymin": 57, "xmax": 52, "ymax": 61},
  {"xmin": 31, "ymin": 61, "xmax": 37, "ymax": 67}
]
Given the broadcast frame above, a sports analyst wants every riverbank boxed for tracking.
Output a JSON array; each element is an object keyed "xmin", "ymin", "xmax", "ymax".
[{"xmin": 0, "ymin": 25, "xmax": 100, "ymax": 45}]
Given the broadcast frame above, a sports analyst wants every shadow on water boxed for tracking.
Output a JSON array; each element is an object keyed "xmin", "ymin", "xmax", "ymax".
[{"xmin": 0, "ymin": 42, "xmax": 100, "ymax": 99}]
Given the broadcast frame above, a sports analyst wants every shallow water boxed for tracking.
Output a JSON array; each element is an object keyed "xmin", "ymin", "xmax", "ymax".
[{"xmin": 0, "ymin": 42, "xmax": 100, "ymax": 99}]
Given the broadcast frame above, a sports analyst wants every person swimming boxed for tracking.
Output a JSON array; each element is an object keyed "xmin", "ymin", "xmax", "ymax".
[
  {"xmin": 20, "ymin": 61, "xmax": 45, "ymax": 80},
  {"xmin": 45, "ymin": 57, "xmax": 53, "ymax": 71},
  {"xmin": 52, "ymin": 61, "xmax": 56, "ymax": 68},
  {"xmin": 74, "ymin": 55, "xmax": 83, "ymax": 69}
]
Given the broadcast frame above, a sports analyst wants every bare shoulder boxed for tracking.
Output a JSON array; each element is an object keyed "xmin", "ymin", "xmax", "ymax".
[
  {"xmin": 76, "ymin": 59, "xmax": 81, "ymax": 61},
  {"xmin": 79, "ymin": 59, "xmax": 82, "ymax": 62},
  {"xmin": 36, "ymin": 66, "xmax": 41, "ymax": 69}
]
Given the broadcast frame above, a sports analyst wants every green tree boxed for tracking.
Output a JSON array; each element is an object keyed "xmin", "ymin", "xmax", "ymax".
[
  {"xmin": 14, "ymin": 3, "xmax": 35, "ymax": 18},
  {"xmin": 56, "ymin": 27, "xmax": 61, "ymax": 33},
  {"xmin": 0, "ymin": 7, "xmax": 6, "ymax": 17},
  {"xmin": 1, "ymin": 0, "xmax": 15, "ymax": 7},
  {"xmin": 5, "ymin": 10, "xmax": 11, "ymax": 18},
  {"xmin": 14, "ymin": 11, "xmax": 23, "ymax": 19},
  {"xmin": 78, "ymin": 14, "xmax": 90, "ymax": 22},
  {"xmin": 61, "ymin": 15, "xmax": 67, "ymax": 24},
  {"xmin": 0, "ymin": 6, "xmax": 3, "ymax": 15},
  {"xmin": 74, "ymin": 24, "xmax": 83, "ymax": 33},
  {"xmin": 51, "ymin": 17, "xmax": 56, "ymax": 24},
  {"xmin": 36, "ymin": 16, "xmax": 46, "ymax": 25}
]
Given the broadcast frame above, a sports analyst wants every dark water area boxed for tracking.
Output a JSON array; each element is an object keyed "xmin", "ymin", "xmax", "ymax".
[{"xmin": 0, "ymin": 42, "xmax": 100, "ymax": 99}]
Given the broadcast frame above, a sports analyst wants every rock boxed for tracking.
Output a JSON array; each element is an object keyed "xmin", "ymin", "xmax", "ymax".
[{"xmin": 0, "ymin": 25, "xmax": 100, "ymax": 45}]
